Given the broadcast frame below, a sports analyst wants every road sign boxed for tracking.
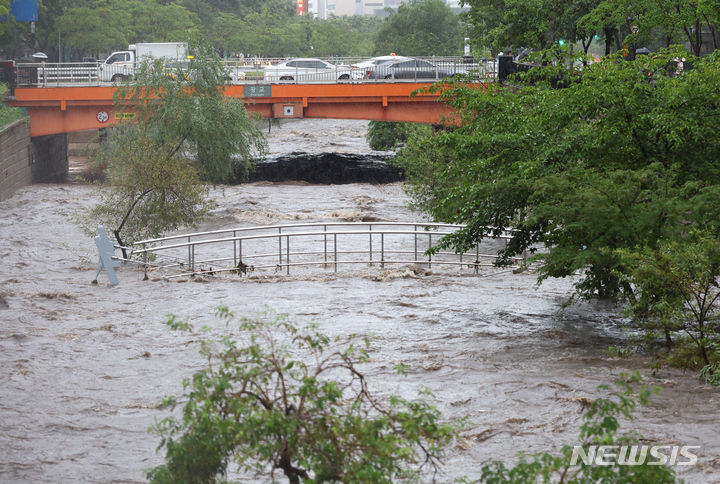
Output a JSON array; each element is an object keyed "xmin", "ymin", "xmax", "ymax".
[{"xmin": 244, "ymin": 85, "xmax": 271, "ymax": 98}]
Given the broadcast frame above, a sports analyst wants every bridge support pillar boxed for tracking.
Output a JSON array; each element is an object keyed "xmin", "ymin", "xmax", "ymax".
[{"xmin": 31, "ymin": 132, "xmax": 68, "ymax": 182}]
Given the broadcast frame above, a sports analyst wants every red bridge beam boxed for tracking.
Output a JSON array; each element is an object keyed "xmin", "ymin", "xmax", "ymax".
[{"xmin": 11, "ymin": 82, "xmax": 470, "ymax": 137}]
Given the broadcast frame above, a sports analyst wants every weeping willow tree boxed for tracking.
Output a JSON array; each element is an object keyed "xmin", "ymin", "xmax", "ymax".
[{"xmin": 87, "ymin": 48, "xmax": 266, "ymax": 249}]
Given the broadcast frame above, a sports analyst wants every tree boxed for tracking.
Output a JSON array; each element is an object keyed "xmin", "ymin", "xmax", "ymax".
[
  {"xmin": 54, "ymin": 1, "xmax": 201, "ymax": 60},
  {"xmin": 462, "ymin": 0, "xmax": 600, "ymax": 54},
  {"xmin": 55, "ymin": 6, "xmax": 132, "ymax": 57},
  {"xmin": 396, "ymin": 49, "xmax": 720, "ymax": 302},
  {"xmin": 87, "ymin": 50, "xmax": 266, "ymax": 247},
  {"xmin": 0, "ymin": 0, "xmax": 15, "ymax": 49},
  {"xmin": 366, "ymin": 120, "xmax": 432, "ymax": 151},
  {"xmin": 123, "ymin": 1, "xmax": 200, "ymax": 45},
  {"xmin": 307, "ymin": 15, "xmax": 381, "ymax": 57},
  {"xmin": 374, "ymin": 0, "xmax": 463, "ymax": 56},
  {"xmin": 148, "ymin": 308, "xmax": 460, "ymax": 483},
  {"xmin": 620, "ymin": 233, "xmax": 720, "ymax": 380},
  {"xmin": 579, "ymin": 0, "xmax": 720, "ymax": 57}
]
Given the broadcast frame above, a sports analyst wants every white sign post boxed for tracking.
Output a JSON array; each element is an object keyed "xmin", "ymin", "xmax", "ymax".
[{"xmin": 94, "ymin": 226, "xmax": 120, "ymax": 285}]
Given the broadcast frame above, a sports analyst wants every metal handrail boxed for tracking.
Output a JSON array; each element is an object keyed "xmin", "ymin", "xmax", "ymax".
[
  {"xmin": 122, "ymin": 222, "xmax": 522, "ymax": 280},
  {"xmin": 14, "ymin": 56, "xmax": 498, "ymax": 87},
  {"xmin": 132, "ymin": 221, "xmax": 512, "ymax": 246}
]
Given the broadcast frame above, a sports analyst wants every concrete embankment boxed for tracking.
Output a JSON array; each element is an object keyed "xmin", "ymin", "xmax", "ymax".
[{"xmin": 0, "ymin": 119, "xmax": 68, "ymax": 201}]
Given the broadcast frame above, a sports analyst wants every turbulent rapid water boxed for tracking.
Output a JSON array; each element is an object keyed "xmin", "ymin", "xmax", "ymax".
[{"xmin": 1, "ymin": 119, "xmax": 718, "ymax": 483}]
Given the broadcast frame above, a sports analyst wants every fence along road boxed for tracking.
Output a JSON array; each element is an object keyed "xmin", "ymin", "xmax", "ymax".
[
  {"xmin": 12, "ymin": 56, "xmax": 497, "ymax": 87},
  {"xmin": 95, "ymin": 222, "xmax": 524, "ymax": 284}
]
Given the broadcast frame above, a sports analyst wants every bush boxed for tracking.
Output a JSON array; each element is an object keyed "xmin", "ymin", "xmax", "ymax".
[
  {"xmin": 0, "ymin": 83, "xmax": 23, "ymax": 127},
  {"xmin": 148, "ymin": 308, "xmax": 460, "ymax": 483}
]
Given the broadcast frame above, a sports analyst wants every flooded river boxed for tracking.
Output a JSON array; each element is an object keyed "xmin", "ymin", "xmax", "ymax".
[{"xmin": 1, "ymin": 120, "xmax": 718, "ymax": 483}]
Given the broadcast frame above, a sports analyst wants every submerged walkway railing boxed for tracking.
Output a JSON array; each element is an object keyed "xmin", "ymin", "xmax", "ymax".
[{"xmin": 95, "ymin": 222, "xmax": 525, "ymax": 284}]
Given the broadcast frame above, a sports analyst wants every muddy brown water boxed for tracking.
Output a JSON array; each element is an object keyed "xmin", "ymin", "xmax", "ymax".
[{"xmin": 1, "ymin": 120, "xmax": 718, "ymax": 483}]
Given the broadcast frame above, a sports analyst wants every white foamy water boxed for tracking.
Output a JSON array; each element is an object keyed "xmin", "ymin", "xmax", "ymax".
[{"xmin": 1, "ymin": 120, "xmax": 718, "ymax": 483}]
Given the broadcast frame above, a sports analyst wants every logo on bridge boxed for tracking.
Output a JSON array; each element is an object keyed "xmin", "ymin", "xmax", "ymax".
[{"xmin": 96, "ymin": 111, "xmax": 109, "ymax": 124}]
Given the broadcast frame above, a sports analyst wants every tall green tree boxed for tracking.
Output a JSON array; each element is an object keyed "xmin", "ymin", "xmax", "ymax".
[
  {"xmin": 462, "ymin": 0, "xmax": 600, "ymax": 54},
  {"xmin": 397, "ymin": 49, "xmax": 720, "ymax": 301},
  {"xmin": 307, "ymin": 15, "xmax": 381, "ymax": 57},
  {"xmin": 0, "ymin": 0, "xmax": 9, "ymax": 22},
  {"xmin": 374, "ymin": 0, "xmax": 463, "ymax": 56},
  {"xmin": 123, "ymin": 1, "xmax": 200, "ymax": 44},
  {"xmin": 0, "ymin": 0, "xmax": 15, "ymax": 48},
  {"xmin": 55, "ymin": 6, "xmax": 132, "ymax": 57},
  {"xmin": 580, "ymin": 0, "xmax": 720, "ymax": 57},
  {"xmin": 87, "ymin": 50, "xmax": 266, "ymax": 246},
  {"xmin": 54, "ymin": 1, "xmax": 200, "ymax": 59}
]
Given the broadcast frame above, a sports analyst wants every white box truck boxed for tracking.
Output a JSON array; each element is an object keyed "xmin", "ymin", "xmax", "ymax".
[{"xmin": 98, "ymin": 42, "xmax": 188, "ymax": 82}]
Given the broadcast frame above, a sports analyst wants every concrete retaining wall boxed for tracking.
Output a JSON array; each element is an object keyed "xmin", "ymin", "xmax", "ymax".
[
  {"xmin": 0, "ymin": 120, "xmax": 70, "ymax": 201},
  {"xmin": 0, "ymin": 119, "xmax": 32, "ymax": 202}
]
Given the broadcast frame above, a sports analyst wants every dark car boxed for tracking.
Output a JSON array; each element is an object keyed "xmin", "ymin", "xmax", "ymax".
[{"xmin": 364, "ymin": 58, "xmax": 460, "ymax": 80}]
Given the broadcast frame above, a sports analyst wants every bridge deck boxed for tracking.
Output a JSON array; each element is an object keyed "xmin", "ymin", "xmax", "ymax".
[{"xmin": 11, "ymin": 82, "xmax": 480, "ymax": 136}]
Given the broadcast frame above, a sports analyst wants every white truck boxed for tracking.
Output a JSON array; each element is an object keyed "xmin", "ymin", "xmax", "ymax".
[{"xmin": 98, "ymin": 42, "xmax": 188, "ymax": 82}]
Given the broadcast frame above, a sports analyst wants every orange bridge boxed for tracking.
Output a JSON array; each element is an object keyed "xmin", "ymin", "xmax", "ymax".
[{"xmin": 11, "ymin": 82, "xmax": 467, "ymax": 137}]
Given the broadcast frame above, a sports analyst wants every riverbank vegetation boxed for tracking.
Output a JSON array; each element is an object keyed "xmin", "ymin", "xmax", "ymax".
[
  {"xmin": 84, "ymin": 51, "xmax": 266, "ymax": 247},
  {"xmin": 396, "ymin": 48, "xmax": 720, "ymax": 381},
  {"xmin": 0, "ymin": 83, "xmax": 22, "ymax": 127},
  {"xmin": 366, "ymin": 121, "xmax": 432, "ymax": 151}
]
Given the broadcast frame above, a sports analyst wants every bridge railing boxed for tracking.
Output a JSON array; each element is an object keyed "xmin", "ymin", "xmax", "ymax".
[
  {"xmin": 122, "ymin": 221, "xmax": 521, "ymax": 280},
  {"xmin": 13, "ymin": 56, "xmax": 498, "ymax": 87}
]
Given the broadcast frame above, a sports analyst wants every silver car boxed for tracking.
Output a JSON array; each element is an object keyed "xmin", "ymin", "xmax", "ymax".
[
  {"xmin": 351, "ymin": 55, "xmax": 412, "ymax": 77},
  {"xmin": 264, "ymin": 58, "xmax": 360, "ymax": 82},
  {"xmin": 364, "ymin": 58, "xmax": 462, "ymax": 80}
]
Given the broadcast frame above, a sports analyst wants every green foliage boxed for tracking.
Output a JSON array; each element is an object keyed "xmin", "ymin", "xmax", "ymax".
[
  {"xmin": 113, "ymin": 47, "xmax": 267, "ymax": 184},
  {"xmin": 478, "ymin": 371, "xmax": 677, "ymax": 483},
  {"xmin": 579, "ymin": 0, "xmax": 720, "ymax": 57},
  {"xmin": 306, "ymin": 15, "xmax": 382, "ymax": 57},
  {"xmin": 148, "ymin": 308, "xmax": 460, "ymax": 483},
  {"xmin": 366, "ymin": 121, "xmax": 432, "ymax": 151},
  {"xmin": 619, "ymin": 233, "xmax": 720, "ymax": 377},
  {"xmin": 373, "ymin": 0, "xmax": 463, "ymax": 56},
  {"xmin": 462, "ymin": 0, "xmax": 599, "ymax": 54},
  {"xmin": 55, "ymin": 5, "xmax": 133, "ymax": 56},
  {"xmin": 86, "ymin": 125, "xmax": 213, "ymax": 245},
  {"xmin": 86, "ymin": 51, "xmax": 266, "ymax": 245},
  {"xmin": 0, "ymin": 83, "xmax": 23, "ymax": 127},
  {"xmin": 397, "ymin": 50, "xmax": 720, "ymax": 302},
  {"xmin": 464, "ymin": 0, "xmax": 720, "ymax": 56}
]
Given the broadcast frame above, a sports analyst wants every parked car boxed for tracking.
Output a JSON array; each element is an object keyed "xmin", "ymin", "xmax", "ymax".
[
  {"xmin": 351, "ymin": 55, "xmax": 411, "ymax": 77},
  {"xmin": 264, "ymin": 58, "xmax": 360, "ymax": 82},
  {"xmin": 364, "ymin": 58, "xmax": 462, "ymax": 80}
]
